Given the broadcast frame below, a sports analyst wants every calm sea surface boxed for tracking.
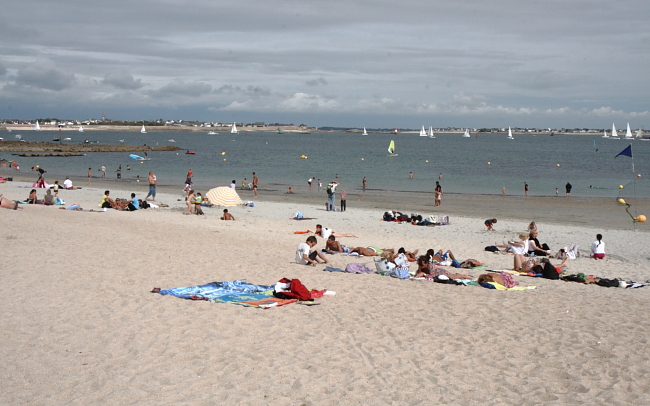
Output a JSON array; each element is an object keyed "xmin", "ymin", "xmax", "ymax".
[{"xmin": 5, "ymin": 130, "xmax": 649, "ymax": 198}]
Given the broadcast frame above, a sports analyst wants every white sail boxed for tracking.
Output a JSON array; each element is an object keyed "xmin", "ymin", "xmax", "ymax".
[
  {"xmin": 428, "ymin": 126, "xmax": 435, "ymax": 138},
  {"xmin": 78, "ymin": 126, "xmax": 84, "ymax": 132},
  {"xmin": 231, "ymin": 122, "xmax": 238, "ymax": 134},
  {"xmin": 625, "ymin": 123, "xmax": 633, "ymax": 139},
  {"xmin": 611, "ymin": 123, "xmax": 618, "ymax": 138},
  {"xmin": 507, "ymin": 127, "xmax": 514, "ymax": 139},
  {"xmin": 420, "ymin": 126, "xmax": 427, "ymax": 136},
  {"xmin": 34, "ymin": 121, "xmax": 41, "ymax": 131},
  {"xmin": 141, "ymin": 125, "xmax": 146, "ymax": 134},
  {"xmin": 602, "ymin": 129, "xmax": 609, "ymax": 138},
  {"xmin": 462, "ymin": 128, "xmax": 471, "ymax": 137},
  {"xmin": 636, "ymin": 128, "xmax": 643, "ymax": 138},
  {"xmin": 362, "ymin": 127, "xmax": 368, "ymax": 135}
]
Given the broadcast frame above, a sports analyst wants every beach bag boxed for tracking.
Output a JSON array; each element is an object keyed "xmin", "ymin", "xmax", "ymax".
[
  {"xmin": 596, "ymin": 278, "xmax": 619, "ymax": 287},
  {"xmin": 294, "ymin": 211, "xmax": 303, "ymax": 219},
  {"xmin": 389, "ymin": 267, "xmax": 410, "ymax": 279},
  {"xmin": 374, "ymin": 258, "xmax": 394, "ymax": 274},
  {"xmin": 273, "ymin": 278, "xmax": 311, "ymax": 300},
  {"xmin": 326, "ymin": 185, "xmax": 333, "ymax": 196},
  {"xmin": 485, "ymin": 245, "xmax": 500, "ymax": 252},
  {"xmin": 345, "ymin": 263, "xmax": 374, "ymax": 274}
]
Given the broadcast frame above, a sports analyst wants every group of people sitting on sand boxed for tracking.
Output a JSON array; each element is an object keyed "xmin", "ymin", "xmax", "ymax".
[{"xmin": 100, "ymin": 190, "xmax": 142, "ymax": 211}]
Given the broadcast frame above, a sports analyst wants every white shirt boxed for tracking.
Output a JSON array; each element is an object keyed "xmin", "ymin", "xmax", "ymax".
[
  {"xmin": 63, "ymin": 179, "xmax": 73, "ymax": 189},
  {"xmin": 591, "ymin": 240, "xmax": 605, "ymax": 254},
  {"xmin": 230, "ymin": 183, "xmax": 236, "ymax": 189},
  {"xmin": 296, "ymin": 242, "xmax": 311, "ymax": 264}
]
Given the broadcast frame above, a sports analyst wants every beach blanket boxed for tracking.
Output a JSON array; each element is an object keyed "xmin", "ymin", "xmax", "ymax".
[
  {"xmin": 291, "ymin": 218, "xmax": 316, "ymax": 220},
  {"xmin": 211, "ymin": 292, "xmax": 297, "ymax": 308},
  {"xmin": 159, "ymin": 280, "xmax": 274, "ymax": 300}
]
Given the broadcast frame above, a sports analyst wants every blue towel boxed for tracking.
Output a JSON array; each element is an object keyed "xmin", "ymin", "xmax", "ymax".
[{"xmin": 160, "ymin": 279, "xmax": 274, "ymax": 299}]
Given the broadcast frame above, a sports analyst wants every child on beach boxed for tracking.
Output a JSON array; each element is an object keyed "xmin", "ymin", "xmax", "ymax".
[
  {"xmin": 53, "ymin": 181, "xmax": 59, "ymax": 197},
  {"xmin": 221, "ymin": 209, "xmax": 235, "ymax": 220},
  {"xmin": 590, "ymin": 234, "xmax": 605, "ymax": 259},
  {"xmin": 296, "ymin": 236, "xmax": 329, "ymax": 266},
  {"xmin": 194, "ymin": 193, "xmax": 204, "ymax": 215},
  {"xmin": 484, "ymin": 218, "xmax": 497, "ymax": 231}
]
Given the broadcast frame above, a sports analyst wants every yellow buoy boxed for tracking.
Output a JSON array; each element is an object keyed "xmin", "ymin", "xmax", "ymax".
[
  {"xmin": 617, "ymin": 198, "xmax": 626, "ymax": 205},
  {"xmin": 221, "ymin": 151, "xmax": 226, "ymax": 155},
  {"xmin": 176, "ymin": 153, "xmax": 179, "ymax": 155},
  {"xmin": 487, "ymin": 162, "xmax": 491, "ymax": 165},
  {"xmin": 638, "ymin": 174, "xmax": 642, "ymax": 178},
  {"xmin": 619, "ymin": 185, "xmax": 624, "ymax": 189},
  {"xmin": 425, "ymin": 160, "xmax": 428, "ymax": 163},
  {"xmin": 361, "ymin": 158, "xmax": 364, "ymax": 161},
  {"xmin": 637, "ymin": 215, "xmax": 647, "ymax": 223},
  {"xmin": 556, "ymin": 164, "xmax": 560, "ymax": 167},
  {"xmin": 223, "ymin": 158, "xmax": 226, "ymax": 161},
  {"xmin": 140, "ymin": 162, "xmax": 143, "ymax": 164}
]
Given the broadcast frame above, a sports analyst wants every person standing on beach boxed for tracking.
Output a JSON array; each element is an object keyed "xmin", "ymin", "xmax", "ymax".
[
  {"xmin": 524, "ymin": 182, "xmax": 529, "ymax": 198},
  {"xmin": 362, "ymin": 176, "xmax": 367, "ymax": 191},
  {"xmin": 101, "ymin": 165, "xmax": 106, "ymax": 178},
  {"xmin": 87, "ymin": 167, "xmax": 92, "ymax": 184},
  {"xmin": 308, "ymin": 177, "xmax": 314, "ymax": 190},
  {"xmin": 435, "ymin": 181, "xmax": 443, "ymax": 206},
  {"xmin": 565, "ymin": 182, "xmax": 572, "ymax": 197},
  {"xmin": 409, "ymin": 172, "xmax": 413, "ymax": 179},
  {"xmin": 502, "ymin": 187, "xmax": 506, "ymax": 196},
  {"xmin": 340, "ymin": 189, "xmax": 347, "ymax": 212},
  {"xmin": 146, "ymin": 171, "xmax": 157, "ymax": 201},
  {"xmin": 318, "ymin": 179, "xmax": 322, "ymax": 191},
  {"xmin": 555, "ymin": 188, "xmax": 559, "ymax": 197},
  {"xmin": 252, "ymin": 172, "xmax": 259, "ymax": 198},
  {"xmin": 326, "ymin": 181, "xmax": 338, "ymax": 211}
]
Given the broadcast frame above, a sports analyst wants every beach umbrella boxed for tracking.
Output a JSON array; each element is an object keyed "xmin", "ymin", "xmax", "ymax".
[{"xmin": 206, "ymin": 187, "xmax": 242, "ymax": 206}]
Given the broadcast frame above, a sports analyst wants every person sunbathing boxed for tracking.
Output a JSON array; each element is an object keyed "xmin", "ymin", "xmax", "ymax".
[
  {"xmin": 477, "ymin": 272, "xmax": 518, "ymax": 288},
  {"xmin": 393, "ymin": 247, "xmax": 418, "ymax": 262},
  {"xmin": 315, "ymin": 224, "xmax": 357, "ymax": 238},
  {"xmin": 349, "ymin": 247, "xmax": 394, "ymax": 256},
  {"xmin": 324, "ymin": 235, "xmax": 350, "ymax": 253},
  {"xmin": 0, "ymin": 194, "xmax": 21, "ymax": 210},
  {"xmin": 27, "ymin": 189, "xmax": 42, "ymax": 204},
  {"xmin": 425, "ymin": 249, "xmax": 456, "ymax": 263}
]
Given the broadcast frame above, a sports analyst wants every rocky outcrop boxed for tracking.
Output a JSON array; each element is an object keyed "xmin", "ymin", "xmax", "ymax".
[{"xmin": 0, "ymin": 141, "xmax": 181, "ymax": 152}]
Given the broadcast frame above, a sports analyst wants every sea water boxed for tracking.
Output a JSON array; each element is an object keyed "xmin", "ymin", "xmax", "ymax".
[{"xmin": 5, "ymin": 130, "xmax": 649, "ymax": 198}]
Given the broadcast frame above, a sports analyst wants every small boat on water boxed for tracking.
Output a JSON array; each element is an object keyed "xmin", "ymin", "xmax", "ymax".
[
  {"xmin": 168, "ymin": 139, "xmax": 176, "ymax": 143},
  {"xmin": 231, "ymin": 123, "xmax": 238, "ymax": 134},
  {"xmin": 362, "ymin": 127, "xmax": 368, "ymax": 136},
  {"xmin": 78, "ymin": 126, "xmax": 84, "ymax": 132},
  {"xmin": 602, "ymin": 129, "xmax": 609, "ymax": 138},
  {"xmin": 34, "ymin": 121, "xmax": 41, "ymax": 131},
  {"xmin": 462, "ymin": 128, "xmax": 471, "ymax": 138},
  {"xmin": 507, "ymin": 127, "xmax": 514, "ymax": 140},
  {"xmin": 63, "ymin": 137, "xmax": 71, "ymax": 141},
  {"xmin": 419, "ymin": 126, "xmax": 427, "ymax": 136},
  {"xmin": 390, "ymin": 128, "xmax": 398, "ymax": 134},
  {"xmin": 129, "ymin": 154, "xmax": 150, "ymax": 161},
  {"xmin": 141, "ymin": 125, "xmax": 147, "ymax": 134},
  {"xmin": 207, "ymin": 131, "xmax": 217, "ymax": 135},
  {"xmin": 185, "ymin": 151, "xmax": 196, "ymax": 155},
  {"xmin": 278, "ymin": 127, "xmax": 284, "ymax": 134},
  {"xmin": 52, "ymin": 138, "xmax": 60, "ymax": 142},
  {"xmin": 428, "ymin": 126, "xmax": 435, "ymax": 138},
  {"xmin": 625, "ymin": 123, "xmax": 634, "ymax": 139},
  {"xmin": 388, "ymin": 140, "xmax": 398, "ymax": 156},
  {"xmin": 610, "ymin": 123, "xmax": 619, "ymax": 139},
  {"xmin": 15, "ymin": 134, "xmax": 22, "ymax": 140}
]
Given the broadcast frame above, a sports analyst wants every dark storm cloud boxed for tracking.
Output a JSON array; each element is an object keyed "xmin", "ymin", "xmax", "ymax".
[{"xmin": 1, "ymin": 0, "xmax": 648, "ymax": 127}]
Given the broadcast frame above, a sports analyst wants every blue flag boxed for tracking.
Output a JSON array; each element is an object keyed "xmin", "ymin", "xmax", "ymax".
[{"xmin": 615, "ymin": 144, "xmax": 632, "ymax": 158}]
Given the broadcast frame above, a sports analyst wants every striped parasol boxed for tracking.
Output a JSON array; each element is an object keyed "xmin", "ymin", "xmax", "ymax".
[{"xmin": 205, "ymin": 187, "xmax": 243, "ymax": 206}]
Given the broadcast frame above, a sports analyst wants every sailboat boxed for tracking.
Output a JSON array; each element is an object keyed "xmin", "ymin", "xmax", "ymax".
[
  {"xmin": 207, "ymin": 130, "xmax": 217, "ymax": 135},
  {"xmin": 462, "ymin": 128, "xmax": 471, "ymax": 138},
  {"xmin": 78, "ymin": 125, "xmax": 84, "ymax": 132},
  {"xmin": 625, "ymin": 123, "xmax": 633, "ymax": 139},
  {"xmin": 362, "ymin": 127, "xmax": 368, "ymax": 136},
  {"xmin": 610, "ymin": 123, "xmax": 619, "ymax": 139},
  {"xmin": 420, "ymin": 126, "xmax": 427, "ymax": 136},
  {"xmin": 63, "ymin": 137, "xmax": 71, "ymax": 141},
  {"xmin": 507, "ymin": 127, "xmax": 514, "ymax": 140},
  {"xmin": 278, "ymin": 127, "xmax": 284, "ymax": 134},
  {"xmin": 388, "ymin": 140, "xmax": 397, "ymax": 156},
  {"xmin": 636, "ymin": 127, "xmax": 643, "ymax": 138},
  {"xmin": 34, "ymin": 121, "xmax": 41, "ymax": 131},
  {"xmin": 141, "ymin": 125, "xmax": 146, "ymax": 134},
  {"xmin": 390, "ymin": 128, "xmax": 398, "ymax": 134},
  {"xmin": 231, "ymin": 122, "xmax": 238, "ymax": 134},
  {"xmin": 428, "ymin": 126, "xmax": 435, "ymax": 138},
  {"xmin": 602, "ymin": 129, "xmax": 609, "ymax": 138}
]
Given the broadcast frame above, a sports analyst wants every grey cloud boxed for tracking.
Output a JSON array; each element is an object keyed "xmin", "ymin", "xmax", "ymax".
[
  {"xmin": 148, "ymin": 80, "xmax": 212, "ymax": 98},
  {"xmin": 14, "ymin": 68, "xmax": 76, "ymax": 91},
  {"xmin": 306, "ymin": 78, "xmax": 327, "ymax": 86},
  {"xmin": 102, "ymin": 72, "xmax": 144, "ymax": 90}
]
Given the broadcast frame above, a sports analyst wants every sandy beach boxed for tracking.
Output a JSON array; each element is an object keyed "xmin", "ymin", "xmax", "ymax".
[{"xmin": 1, "ymin": 178, "xmax": 649, "ymax": 405}]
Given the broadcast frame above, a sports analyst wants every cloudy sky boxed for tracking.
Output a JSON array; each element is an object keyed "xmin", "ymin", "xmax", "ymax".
[{"xmin": 1, "ymin": 0, "xmax": 648, "ymax": 128}]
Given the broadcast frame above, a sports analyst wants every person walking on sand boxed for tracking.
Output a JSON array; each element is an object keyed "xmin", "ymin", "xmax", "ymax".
[
  {"xmin": 524, "ymin": 182, "xmax": 529, "ymax": 198},
  {"xmin": 252, "ymin": 172, "xmax": 259, "ymax": 198},
  {"xmin": 362, "ymin": 176, "xmax": 367, "ymax": 191},
  {"xmin": 87, "ymin": 167, "xmax": 92, "ymax": 184},
  {"xmin": 484, "ymin": 218, "xmax": 497, "ymax": 231},
  {"xmin": 146, "ymin": 171, "xmax": 157, "ymax": 201}
]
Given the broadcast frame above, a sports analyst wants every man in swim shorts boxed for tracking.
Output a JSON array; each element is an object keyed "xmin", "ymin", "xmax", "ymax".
[{"xmin": 146, "ymin": 171, "xmax": 157, "ymax": 201}]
